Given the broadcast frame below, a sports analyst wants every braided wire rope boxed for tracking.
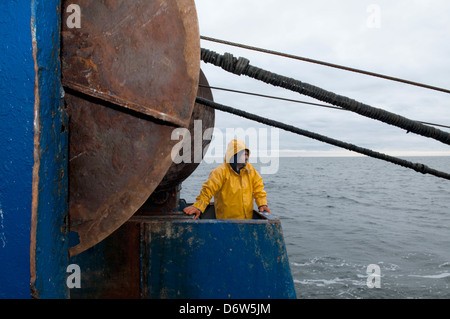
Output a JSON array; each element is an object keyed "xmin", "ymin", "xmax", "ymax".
[
  {"xmin": 199, "ymin": 84, "xmax": 450, "ymax": 130},
  {"xmin": 201, "ymin": 36, "xmax": 450, "ymax": 95},
  {"xmin": 201, "ymin": 48, "xmax": 450, "ymax": 146},
  {"xmin": 196, "ymin": 96, "xmax": 450, "ymax": 181}
]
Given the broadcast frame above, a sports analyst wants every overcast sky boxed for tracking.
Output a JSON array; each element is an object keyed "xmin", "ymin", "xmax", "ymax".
[{"xmin": 194, "ymin": 0, "xmax": 450, "ymax": 158}]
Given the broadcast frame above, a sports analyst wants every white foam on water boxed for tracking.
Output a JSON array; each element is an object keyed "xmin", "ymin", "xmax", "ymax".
[
  {"xmin": 294, "ymin": 277, "xmax": 366, "ymax": 287},
  {"xmin": 409, "ymin": 273, "xmax": 450, "ymax": 279}
]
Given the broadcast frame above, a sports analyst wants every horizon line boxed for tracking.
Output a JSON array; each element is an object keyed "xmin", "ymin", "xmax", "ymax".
[{"xmin": 202, "ymin": 149, "xmax": 450, "ymax": 158}]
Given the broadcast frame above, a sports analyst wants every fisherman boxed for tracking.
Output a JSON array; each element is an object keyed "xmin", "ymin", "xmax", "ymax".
[{"xmin": 183, "ymin": 139, "xmax": 271, "ymax": 219}]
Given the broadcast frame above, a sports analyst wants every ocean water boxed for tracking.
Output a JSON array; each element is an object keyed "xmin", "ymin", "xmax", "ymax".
[{"xmin": 180, "ymin": 156, "xmax": 450, "ymax": 299}]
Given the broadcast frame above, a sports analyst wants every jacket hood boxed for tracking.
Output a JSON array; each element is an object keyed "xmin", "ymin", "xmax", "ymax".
[{"xmin": 224, "ymin": 139, "xmax": 250, "ymax": 163}]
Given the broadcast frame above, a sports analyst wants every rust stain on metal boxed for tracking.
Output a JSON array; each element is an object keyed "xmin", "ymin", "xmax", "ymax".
[
  {"xmin": 62, "ymin": 0, "xmax": 200, "ymax": 127},
  {"xmin": 154, "ymin": 69, "xmax": 215, "ymax": 192},
  {"xmin": 30, "ymin": 20, "xmax": 40, "ymax": 296},
  {"xmin": 62, "ymin": 0, "xmax": 200, "ymax": 256},
  {"xmin": 66, "ymin": 93, "xmax": 178, "ymax": 257}
]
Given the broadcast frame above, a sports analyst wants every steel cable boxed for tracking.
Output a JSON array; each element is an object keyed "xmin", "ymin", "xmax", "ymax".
[
  {"xmin": 200, "ymin": 48, "xmax": 450, "ymax": 146},
  {"xmin": 196, "ymin": 96, "xmax": 450, "ymax": 181},
  {"xmin": 201, "ymin": 36, "xmax": 450, "ymax": 95},
  {"xmin": 199, "ymin": 84, "xmax": 450, "ymax": 130}
]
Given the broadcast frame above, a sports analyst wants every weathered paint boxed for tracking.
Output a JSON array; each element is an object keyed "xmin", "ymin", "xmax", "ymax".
[
  {"xmin": 0, "ymin": 0, "xmax": 68, "ymax": 298},
  {"xmin": 140, "ymin": 216, "xmax": 296, "ymax": 299},
  {"xmin": 0, "ymin": 1, "xmax": 36, "ymax": 298},
  {"xmin": 29, "ymin": 0, "xmax": 69, "ymax": 299},
  {"xmin": 69, "ymin": 221, "xmax": 142, "ymax": 299},
  {"xmin": 68, "ymin": 210, "xmax": 296, "ymax": 299}
]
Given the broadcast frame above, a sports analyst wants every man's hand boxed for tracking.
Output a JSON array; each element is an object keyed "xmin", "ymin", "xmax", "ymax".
[
  {"xmin": 183, "ymin": 206, "xmax": 201, "ymax": 220},
  {"xmin": 258, "ymin": 205, "xmax": 271, "ymax": 214}
]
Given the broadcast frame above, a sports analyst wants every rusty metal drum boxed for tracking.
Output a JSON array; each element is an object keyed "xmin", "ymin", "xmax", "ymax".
[
  {"xmin": 62, "ymin": 0, "xmax": 200, "ymax": 256},
  {"xmin": 155, "ymin": 69, "xmax": 215, "ymax": 193}
]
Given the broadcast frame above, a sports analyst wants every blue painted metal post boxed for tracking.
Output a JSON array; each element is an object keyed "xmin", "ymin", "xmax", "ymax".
[
  {"xmin": 30, "ymin": 0, "xmax": 68, "ymax": 299},
  {"xmin": 0, "ymin": 1, "xmax": 36, "ymax": 298},
  {"xmin": 0, "ymin": 0, "xmax": 68, "ymax": 298}
]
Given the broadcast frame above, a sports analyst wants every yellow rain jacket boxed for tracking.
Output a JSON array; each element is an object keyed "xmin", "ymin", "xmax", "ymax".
[{"xmin": 192, "ymin": 139, "xmax": 268, "ymax": 219}]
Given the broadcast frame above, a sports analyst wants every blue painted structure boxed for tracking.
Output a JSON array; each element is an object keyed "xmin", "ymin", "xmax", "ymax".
[
  {"xmin": 0, "ymin": 0, "xmax": 68, "ymax": 298},
  {"xmin": 69, "ymin": 207, "xmax": 296, "ymax": 299},
  {"xmin": 0, "ymin": 1, "xmax": 35, "ymax": 298},
  {"xmin": 140, "ymin": 214, "xmax": 296, "ymax": 299}
]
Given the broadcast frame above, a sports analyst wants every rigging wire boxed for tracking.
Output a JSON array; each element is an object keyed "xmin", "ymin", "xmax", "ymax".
[
  {"xmin": 196, "ymin": 96, "xmax": 450, "ymax": 181},
  {"xmin": 200, "ymin": 48, "xmax": 450, "ymax": 146},
  {"xmin": 199, "ymin": 84, "xmax": 342, "ymax": 111},
  {"xmin": 201, "ymin": 35, "xmax": 450, "ymax": 95},
  {"xmin": 199, "ymin": 84, "xmax": 450, "ymax": 130}
]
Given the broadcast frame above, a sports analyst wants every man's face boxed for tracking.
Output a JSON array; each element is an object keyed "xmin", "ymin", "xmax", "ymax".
[{"xmin": 237, "ymin": 150, "xmax": 249, "ymax": 165}]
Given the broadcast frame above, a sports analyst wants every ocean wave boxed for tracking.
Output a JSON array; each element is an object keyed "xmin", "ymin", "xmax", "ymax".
[
  {"xmin": 294, "ymin": 277, "xmax": 343, "ymax": 286},
  {"xmin": 294, "ymin": 277, "xmax": 366, "ymax": 287},
  {"xmin": 183, "ymin": 156, "xmax": 450, "ymax": 298},
  {"xmin": 408, "ymin": 273, "xmax": 450, "ymax": 279}
]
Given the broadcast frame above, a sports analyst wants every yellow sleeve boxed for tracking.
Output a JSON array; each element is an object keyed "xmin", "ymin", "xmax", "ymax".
[
  {"xmin": 192, "ymin": 166, "xmax": 225, "ymax": 213},
  {"xmin": 252, "ymin": 170, "xmax": 268, "ymax": 207}
]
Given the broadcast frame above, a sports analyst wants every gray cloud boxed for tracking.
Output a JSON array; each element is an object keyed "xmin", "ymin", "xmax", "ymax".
[{"xmin": 196, "ymin": 0, "xmax": 450, "ymax": 157}]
